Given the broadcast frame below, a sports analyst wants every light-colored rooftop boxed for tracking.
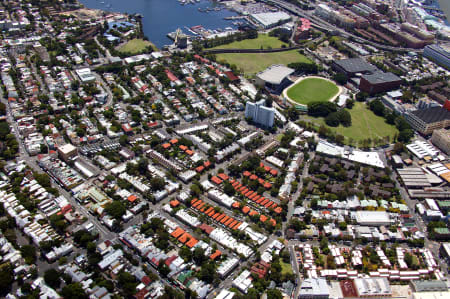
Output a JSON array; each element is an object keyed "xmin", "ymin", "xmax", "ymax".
[{"xmin": 256, "ymin": 64, "xmax": 294, "ymax": 85}]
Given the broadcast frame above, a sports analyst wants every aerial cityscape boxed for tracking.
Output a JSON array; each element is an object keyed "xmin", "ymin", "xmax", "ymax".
[{"xmin": 0, "ymin": 0, "xmax": 450, "ymax": 298}]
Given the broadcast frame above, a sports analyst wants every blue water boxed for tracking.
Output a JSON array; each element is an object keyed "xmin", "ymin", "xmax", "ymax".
[{"xmin": 79, "ymin": 0, "xmax": 239, "ymax": 48}]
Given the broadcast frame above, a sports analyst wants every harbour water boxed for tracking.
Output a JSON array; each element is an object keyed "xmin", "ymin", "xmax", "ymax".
[{"xmin": 78, "ymin": 0, "xmax": 239, "ymax": 48}]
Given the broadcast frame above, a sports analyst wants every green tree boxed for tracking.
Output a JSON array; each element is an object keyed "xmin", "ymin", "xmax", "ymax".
[
  {"xmin": 193, "ymin": 247, "xmax": 206, "ymax": 265},
  {"xmin": 267, "ymin": 289, "xmax": 283, "ymax": 299},
  {"xmin": 105, "ymin": 200, "xmax": 126, "ymax": 220},
  {"xmin": 369, "ymin": 99, "xmax": 385, "ymax": 116},
  {"xmin": 61, "ymin": 283, "xmax": 88, "ymax": 299},
  {"xmin": 0, "ymin": 264, "xmax": 13, "ymax": 296},
  {"xmin": 150, "ymin": 177, "xmax": 165, "ymax": 191},
  {"xmin": 44, "ymin": 269, "xmax": 61, "ymax": 289},
  {"xmin": 20, "ymin": 245, "xmax": 36, "ymax": 264}
]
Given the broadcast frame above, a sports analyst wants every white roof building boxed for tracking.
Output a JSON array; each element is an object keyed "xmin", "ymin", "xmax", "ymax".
[
  {"xmin": 355, "ymin": 211, "xmax": 391, "ymax": 226},
  {"xmin": 250, "ymin": 11, "xmax": 291, "ymax": 29}
]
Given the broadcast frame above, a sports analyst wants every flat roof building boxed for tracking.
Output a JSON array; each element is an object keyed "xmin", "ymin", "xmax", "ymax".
[
  {"xmin": 75, "ymin": 68, "xmax": 96, "ymax": 83},
  {"xmin": 332, "ymin": 58, "xmax": 377, "ymax": 77},
  {"xmin": 355, "ymin": 211, "xmax": 391, "ymax": 226},
  {"xmin": 58, "ymin": 143, "xmax": 78, "ymax": 163},
  {"xmin": 410, "ymin": 280, "xmax": 448, "ymax": 293},
  {"xmin": 353, "ymin": 278, "xmax": 392, "ymax": 297},
  {"xmin": 359, "ymin": 71, "xmax": 402, "ymax": 95},
  {"xmin": 298, "ymin": 278, "xmax": 330, "ymax": 299},
  {"xmin": 250, "ymin": 11, "xmax": 291, "ymax": 29}
]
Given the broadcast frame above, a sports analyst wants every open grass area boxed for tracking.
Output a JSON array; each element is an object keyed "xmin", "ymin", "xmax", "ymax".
[
  {"xmin": 117, "ymin": 38, "xmax": 156, "ymax": 54},
  {"xmin": 303, "ymin": 102, "xmax": 398, "ymax": 144},
  {"xmin": 280, "ymin": 261, "xmax": 293, "ymax": 275},
  {"xmin": 212, "ymin": 34, "xmax": 287, "ymax": 50},
  {"xmin": 287, "ymin": 78, "xmax": 339, "ymax": 105},
  {"xmin": 216, "ymin": 50, "xmax": 311, "ymax": 75}
]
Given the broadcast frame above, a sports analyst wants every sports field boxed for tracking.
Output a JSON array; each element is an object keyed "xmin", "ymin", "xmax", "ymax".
[
  {"xmin": 118, "ymin": 38, "xmax": 156, "ymax": 54},
  {"xmin": 216, "ymin": 50, "xmax": 311, "ymax": 75},
  {"xmin": 212, "ymin": 34, "xmax": 287, "ymax": 50},
  {"xmin": 286, "ymin": 77, "xmax": 339, "ymax": 105},
  {"xmin": 303, "ymin": 102, "xmax": 398, "ymax": 144}
]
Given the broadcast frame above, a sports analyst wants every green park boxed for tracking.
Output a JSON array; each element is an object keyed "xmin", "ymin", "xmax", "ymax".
[
  {"xmin": 286, "ymin": 77, "xmax": 340, "ymax": 105},
  {"xmin": 303, "ymin": 102, "xmax": 399, "ymax": 144},
  {"xmin": 212, "ymin": 34, "xmax": 312, "ymax": 75}
]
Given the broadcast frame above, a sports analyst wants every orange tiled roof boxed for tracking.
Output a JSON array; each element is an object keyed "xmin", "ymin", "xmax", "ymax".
[
  {"xmin": 186, "ymin": 237, "xmax": 198, "ymax": 248},
  {"xmin": 171, "ymin": 227, "xmax": 185, "ymax": 238}
]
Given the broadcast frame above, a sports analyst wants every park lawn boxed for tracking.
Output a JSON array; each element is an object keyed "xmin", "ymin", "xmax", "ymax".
[
  {"xmin": 303, "ymin": 102, "xmax": 398, "ymax": 144},
  {"xmin": 287, "ymin": 78, "xmax": 339, "ymax": 105},
  {"xmin": 216, "ymin": 50, "xmax": 311, "ymax": 75},
  {"xmin": 280, "ymin": 261, "xmax": 293, "ymax": 275},
  {"xmin": 118, "ymin": 38, "xmax": 156, "ymax": 54},
  {"xmin": 212, "ymin": 34, "xmax": 287, "ymax": 50}
]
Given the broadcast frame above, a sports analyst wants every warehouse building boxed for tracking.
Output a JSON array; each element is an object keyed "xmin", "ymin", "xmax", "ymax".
[
  {"xmin": 353, "ymin": 277, "xmax": 392, "ymax": 297},
  {"xmin": 298, "ymin": 278, "xmax": 330, "ymax": 299},
  {"xmin": 331, "ymin": 58, "xmax": 378, "ymax": 77},
  {"xmin": 250, "ymin": 11, "xmax": 291, "ymax": 29},
  {"xmin": 354, "ymin": 211, "xmax": 391, "ymax": 226}
]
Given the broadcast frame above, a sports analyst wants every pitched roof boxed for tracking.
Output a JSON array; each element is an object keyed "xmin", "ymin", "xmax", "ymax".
[{"xmin": 411, "ymin": 106, "xmax": 450, "ymax": 124}]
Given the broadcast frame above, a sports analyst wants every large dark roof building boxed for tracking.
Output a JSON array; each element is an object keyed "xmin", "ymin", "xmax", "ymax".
[
  {"xmin": 405, "ymin": 106, "xmax": 450, "ymax": 135},
  {"xmin": 359, "ymin": 71, "xmax": 402, "ymax": 95},
  {"xmin": 331, "ymin": 58, "xmax": 378, "ymax": 76},
  {"xmin": 332, "ymin": 58, "xmax": 402, "ymax": 94}
]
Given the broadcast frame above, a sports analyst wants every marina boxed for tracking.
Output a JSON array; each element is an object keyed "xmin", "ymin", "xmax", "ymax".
[{"xmin": 79, "ymin": 0, "xmax": 240, "ymax": 48}]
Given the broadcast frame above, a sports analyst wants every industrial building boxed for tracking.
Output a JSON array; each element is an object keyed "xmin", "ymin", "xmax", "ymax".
[
  {"xmin": 298, "ymin": 278, "xmax": 330, "ymax": 299},
  {"xmin": 255, "ymin": 64, "xmax": 294, "ymax": 94},
  {"xmin": 354, "ymin": 211, "xmax": 391, "ymax": 226},
  {"xmin": 353, "ymin": 277, "xmax": 392, "ymax": 297},
  {"xmin": 405, "ymin": 106, "xmax": 450, "ymax": 135},
  {"xmin": 249, "ymin": 11, "xmax": 291, "ymax": 29},
  {"xmin": 244, "ymin": 99, "xmax": 275, "ymax": 128},
  {"xmin": 332, "ymin": 58, "xmax": 378, "ymax": 77},
  {"xmin": 332, "ymin": 58, "xmax": 400, "ymax": 94},
  {"xmin": 423, "ymin": 44, "xmax": 450, "ymax": 70}
]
